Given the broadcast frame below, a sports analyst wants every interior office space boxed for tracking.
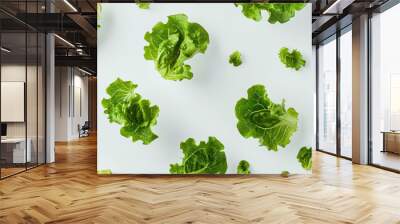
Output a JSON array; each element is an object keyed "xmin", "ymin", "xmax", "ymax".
[{"xmin": 0, "ymin": 0, "xmax": 399, "ymax": 223}]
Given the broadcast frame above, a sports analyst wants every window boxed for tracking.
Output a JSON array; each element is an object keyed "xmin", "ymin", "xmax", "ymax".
[
  {"xmin": 318, "ymin": 37, "xmax": 337, "ymax": 154},
  {"xmin": 371, "ymin": 3, "xmax": 400, "ymax": 171},
  {"xmin": 340, "ymin": 29, "xmax": 352, "ymax": 158}
]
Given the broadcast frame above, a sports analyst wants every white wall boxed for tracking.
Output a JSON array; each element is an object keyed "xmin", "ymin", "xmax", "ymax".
[{"xmin": 55, "ymin": 67, "xmax": 89, "ymax": 141}]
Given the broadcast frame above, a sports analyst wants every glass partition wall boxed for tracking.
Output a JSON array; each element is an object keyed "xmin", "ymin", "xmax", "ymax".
[
  {"xmin": 0, "ymin": 3, "xmax": 46, "ymax": 179},
  {"xmin": 316, "ymin": 26, "xmax": 353, "ymax": 159},
  {"xmin": 370, "ymin": 3, "xmax": 400, "ymax": 172}
]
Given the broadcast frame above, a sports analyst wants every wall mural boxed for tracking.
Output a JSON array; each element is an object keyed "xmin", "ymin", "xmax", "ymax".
[{"xmin": 97, "ymin": 3, "xmax": 313, "ymax": 175}]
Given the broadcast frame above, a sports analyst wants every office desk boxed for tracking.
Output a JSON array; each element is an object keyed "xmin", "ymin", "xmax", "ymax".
[
  {"xmin": 382, "ymin": 131, "xmax": 400, "ymax": 154},
  {"xmin": 1, "ymin": 138, "xmax": 31, "ymax": 163}
]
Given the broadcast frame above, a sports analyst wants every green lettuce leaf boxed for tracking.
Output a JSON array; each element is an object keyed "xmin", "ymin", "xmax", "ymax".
[
  {"xmin": 102, "ymin": 78, "xmax": 159, "ymax": 145},
  {"xmin": 229, "ymin": 51, "xmax": 242, "ymax": 67},
  {"xmin": 97, "ymin": 4, "xmax": 101, "ymax": 28},
  {"xmin": 235, "ymin": 3, "xmax": 305, "ymax": 24},
  {"xmin": 136, "ymin": 3, "xmax": 150, "ymax": 9},
  {"xmin": 144, "ymin": 14, "xmax": 210, "ymax": 81},
  {"xmin": 237, "ymin": 160, "xmax": 251, "ymax": 174},
  {"xmin": 297, "ymin": 146, "xmax": 312, "ymax": 170},
  {"xmin": 279, "ymin": 47, "xmax": 306, "ymax": 71},
  {"xmin": 235, "ymin": 84, "xmax": 298, "ymax": 151},
  {"xmin": 170, "ymin": 137, "xmax": 228, "ymax": 174},
  {"xmin": 281, "ymin": 170, "xmax": 290, "ymax": 177}
]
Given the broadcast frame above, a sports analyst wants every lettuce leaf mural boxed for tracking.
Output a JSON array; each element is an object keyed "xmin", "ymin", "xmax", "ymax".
[
  {"xmin": 297, "ymin": 146, "xmax": 312, "ymax": 170},
  {"xmin": 235, "ymin": 84, "xmax": 298, "ymax": 151},
  {"xmin": 102, "ymin": 78, "xmax": 160, "ymax": 145},
  {"xmin": 144, "ymin": 14, "xmax": 210, "ymax": 81},
  {"xmin": 279, "ymin": 47, "xmax": 306, "ymax": 71},
  {"xmin": 170, "ymin": 137, "xmax": 228, "ymax": 174},
  {"xmin": 234, "ymin": 3, "xmax": 305, "ymax": 24}
]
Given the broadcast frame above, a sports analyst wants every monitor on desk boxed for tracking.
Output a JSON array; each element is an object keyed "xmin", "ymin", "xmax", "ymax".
[{"xmin": 1, "ymin": 123, "xmax": 7, "ymax": 138}]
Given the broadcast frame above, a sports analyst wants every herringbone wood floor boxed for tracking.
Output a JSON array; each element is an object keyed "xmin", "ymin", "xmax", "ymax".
[{"xmin": 1, "ymin": 134, "xmax": 400, "ymax": 224}]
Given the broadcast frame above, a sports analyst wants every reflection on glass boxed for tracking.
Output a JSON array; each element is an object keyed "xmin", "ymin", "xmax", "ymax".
[
  {"xmin": 340, "ymin": 30, "xmax": 352, "ymax": 158},
  {"xmin": 318, "ymin": 38, "xmax": 337, "ymax": 154},
  {"xmin": 371, "ymin": 4, "xmax": 400, "ymax": 171}
]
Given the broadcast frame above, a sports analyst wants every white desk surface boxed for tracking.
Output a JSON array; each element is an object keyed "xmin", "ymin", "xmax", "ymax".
[{"xmin": 1, "ymin": 138, "xmax": 27, "ymax": 144}]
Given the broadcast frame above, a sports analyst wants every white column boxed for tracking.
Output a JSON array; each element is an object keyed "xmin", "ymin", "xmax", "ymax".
[
  {"xmin": 46, "ymin": 32, "xmax": 55, "ymax": 163},
  {"xmin": 352, "ymin": 14, "xmax": 369, "ymax": 164}
]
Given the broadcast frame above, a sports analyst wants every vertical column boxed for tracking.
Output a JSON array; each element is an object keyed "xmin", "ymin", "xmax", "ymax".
[
  {"xmin": 46, "ymin": 0, "xmax": 55, "ymax": 163},
  {"xmin": 46, "ymin": 33, "xmax": 55, "ymax": 163},
  {"xmin": 352, "ymin": 14, "xmax": 369, "ymax": 164}
]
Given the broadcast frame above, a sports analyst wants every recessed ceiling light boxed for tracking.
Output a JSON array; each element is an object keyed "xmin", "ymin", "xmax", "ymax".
[
  {"xmin": 63, "ymin": 0, "xmax": 78, "ymax": 12},
  {"xmin": 1, "ymin": 47, "xmax": 11, "ymax": 53},
  {"xmin": 78, "ymin": 67, "xmax": 93, "ymax": 76},
  {"xmin": 54, "ymin": 34, "xmax": 75, "ymax": 48}
]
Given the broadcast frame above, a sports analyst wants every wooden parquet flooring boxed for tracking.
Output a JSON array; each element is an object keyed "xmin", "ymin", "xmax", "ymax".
[{"xmin": 1, "ymin": 134, "xmax": 400, "ymax": 224}]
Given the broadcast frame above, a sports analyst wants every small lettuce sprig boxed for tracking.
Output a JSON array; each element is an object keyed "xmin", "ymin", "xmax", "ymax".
[
  {"xmin": 235, "ymin": 3, "xmax": 305, "ymax": 24},
  {"xmin": 279, "ymin": 47, "xmax": 306, "ymax": 71},
  {"xmin": 136, "ymin": 3, "xmax": 150, "ymax": 9},
  {"xmin": 97, "ymin": 4, "xmax": 102, "ymax": 28},
  {"xmin": 144, "ymin": 14, "xmax": 210, "ymax": 81},
  {"xmin": 229, "ymin": 51, "xmax": 242, "ymax": 67},
  {"xmin": 102, "ymin": 78, "xmax": 160, "ymax": 145},
  {"xmin": 237, "ymin": 160, "xmax": 251, "ymax": 174},
  {"xmin": 297, "ymin": 147, "xmax": 312, "ymax": 170}
]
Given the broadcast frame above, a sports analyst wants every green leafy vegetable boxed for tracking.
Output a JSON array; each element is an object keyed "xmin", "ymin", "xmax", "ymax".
[
  {"xmin": 102, "ymin": 78, "xmax": 160, "ymax": 145},
  {"xmin": 237, "ymin": 160, "xmax": 251, "ymax": 174},
  {"xmin": 98, "ymin": 169, "xmax": 112, "ymax": 175},
  {"xmin": 136, "ymin": 3, "xmax": 150, "ymax": 9},
  {"xmin": 144, "ymin": 14, "xmax": 210, "ymax": 81},
  {"xmin": 229, "ymin": 51, "xmax": 242, "ymax": 67},
  {"xmin": 170, "ymin": 137, "xmax": 228, "ymax": 174},
  {"xmin": 297, "ymin": 146, "xmax": 312, "ymax": 170},
  {"xmin": 235, "ymin": 84, "xmax": 298, "ymax": 151},
  {"xmin": 279, "ymin": 47, "xmax": 306, "ymax": 71},
  {"xmin": 234, "ymin": 3, "xmax": 305, "ymax": 24},
  {"xmin": 281, "ymin": 170, "xmax": 290, "ymax": 177},
  {"xmin": 97, "ymin": 4, "xmax": 102, "ymax": 28}
]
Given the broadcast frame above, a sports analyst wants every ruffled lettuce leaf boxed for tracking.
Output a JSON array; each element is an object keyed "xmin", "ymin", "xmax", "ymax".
[
  {"xmin": 136, "ymin": 3, "xmax": 150, "ymax": 9},
  {"xmin": 235, "ymin": 3, "xmax": 305, "ymax": 24},
  {"xmin": 229, "ymin": 50, "xmax": 242, "ymax": 67},
  {"xmin": 235, "ymin": 84, "xmax": 298, "ymax": 151},
  {"xmin": 102, "ymin": 78, "xmax": 159, "ymax": 145},
  {"xmin": 144, "ymin": 14, "xmax": 210, "ymax": 81},
  {"xmin": 170, "ymin": 137, "xmax": 228, "ymax": 174},
  {"xmin": 297, "ymin": 146, "xmax": 312, "ymax": 170},
  {"xmin": 237, "ymin": 160, "xmax": 251, "ymax": 174},
  {"xmin": 279, "ymin": 47, "xmax": 306, "ymax": 71}
]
